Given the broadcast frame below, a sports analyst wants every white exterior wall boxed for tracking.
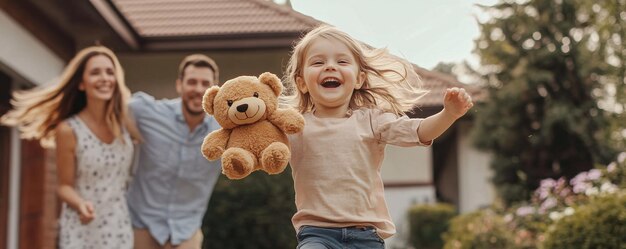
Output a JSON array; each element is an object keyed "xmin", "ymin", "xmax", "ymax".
[
  {"xmin": 384, "ymin": 186, "xmax": 435, "ymax": 249},
  {"xmin": 382, "ymin": 145, "xmax": 431, "ymax": 183},
  {"xmin": 457, "ymin": 122, "xmax": 495, "ymax": 213},
  {"xmin": 0, "ymin": 10, "xmax": 64, "ymax": 86},
  {"xmin": 381, "ymin": 145, "xmax": 434, "ymax": 248},
  {"xmin": 117, "ymin": 49, "xmax": 291, "ymax": 99}
]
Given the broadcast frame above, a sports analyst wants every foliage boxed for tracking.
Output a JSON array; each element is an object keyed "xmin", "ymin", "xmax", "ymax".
[
  {"xmin": 470, "ymin": 0, "xmax": 625, "ymax": 206},
  {"xmin": 431, "ymin": 62, "xmax": 457, "ymax": 76},
  {"xmin": 443, "ymin": 154, "xmax": 626, "ymax": 248},
  {"xmin": 202, "ymin": 168, "xmax": 297, "ymax": 249},
  {"xmin": 442, "ymin": 210, "xmax": 516, "ymax": 249},
  {"xmin": 604, "ymin": 153, "xmax": 626, "ymax": 189},
  {"xmin": 542, "ymin": 193, "xmax": 626, "ymax": 249},
  {"xmin": 408, "ymin": 203, "xmax": 457, "ymax": 249},
  {"xmin": 501, "ymin": 154, "xmax": 625, "ymax": 248}
]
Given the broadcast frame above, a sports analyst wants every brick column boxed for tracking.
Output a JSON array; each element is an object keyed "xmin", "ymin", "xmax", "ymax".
[{"xmin": 18, "ymin": 143, "xmax": 59, "ymax": 249}]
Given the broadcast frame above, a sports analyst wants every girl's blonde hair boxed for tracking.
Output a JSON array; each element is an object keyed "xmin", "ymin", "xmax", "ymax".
[
  {"xmin": 283, "ymin": 25, "xmax": 426, "ymax": 116},
  {"xmin": 0, "ymin": 46, "xmax": 137, "ymax": 147}
]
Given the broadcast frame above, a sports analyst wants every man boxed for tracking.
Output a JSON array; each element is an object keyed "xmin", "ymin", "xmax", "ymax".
[{"xmin": 127, "ymin": 54, "xmax": 221, "ymax": 249}]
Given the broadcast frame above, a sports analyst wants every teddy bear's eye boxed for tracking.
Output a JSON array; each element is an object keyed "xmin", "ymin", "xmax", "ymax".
[
  {"xmin": 253, "ymin": 92, "xmax": 259, "ymax": 98},
  {"xmin": 227, "ymin": 100, "xmax": 233, "ymax": 106}
]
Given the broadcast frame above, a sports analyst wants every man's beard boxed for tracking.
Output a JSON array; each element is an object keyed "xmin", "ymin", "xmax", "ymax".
[{"xmin": 184, "ymin": 100, "xmax": 205, "ymax": 116}]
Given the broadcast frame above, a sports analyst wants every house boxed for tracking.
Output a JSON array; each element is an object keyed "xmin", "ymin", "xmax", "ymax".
[
  {"xmin": 380, "ymin": 66, "xmax": 493, "ymax": 248},
  {"xmin": 0, "ymin": 0, "xmax": 493, "ymax": 248}
]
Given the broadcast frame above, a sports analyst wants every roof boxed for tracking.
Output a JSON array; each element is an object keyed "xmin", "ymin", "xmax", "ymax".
[
  {"xmin": 110, "ymin": 0, "xmax": 320, "ymax": 38},
  {"xmin": 414, "ymin": 65, "xmax": 485, "ymax": 108},
  {"xmin": 95, "ymin": 0, "xmax": 322, "ymax": 50}
]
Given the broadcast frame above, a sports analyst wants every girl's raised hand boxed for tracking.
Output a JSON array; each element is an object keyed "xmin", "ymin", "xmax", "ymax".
[
  {"xmin": 443, "ymin": 87, "xmax": 473, "ymax": 119},
  {"xmin": 78, "ymin": 201, "xmax": 95, "ymax": 224}
]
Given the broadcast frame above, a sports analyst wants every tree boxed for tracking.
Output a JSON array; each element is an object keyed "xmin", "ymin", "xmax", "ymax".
[
  {"xmin": 471, "ymin": 0, "xmax": 625, "ymax": 206},
  {"xmin": 432, "ymin": 62, "xmax": 457, "ymax": 76}
]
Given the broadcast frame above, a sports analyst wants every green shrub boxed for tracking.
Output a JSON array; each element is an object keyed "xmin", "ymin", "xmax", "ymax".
[
  {"xmin": 504, "ymin": 205, "xmax": 549, "ymax": 249},
  {"xmin": 604, "ymin": 157, "xmax": 626, "ymax": 189},
  {"xmin": 542, "ymin": 193, "xmax": 626, "ymax": 249},
  {"xmin": 202, "ymin": 168, "xmax": 297, "ymax": 249},
  {"xmin": 443, "ymin": 209, "xmax": 516, "ymax": 249},
  {"xmin": 408, "ymin": 203, "xmax": 456, "ymax": 249}
]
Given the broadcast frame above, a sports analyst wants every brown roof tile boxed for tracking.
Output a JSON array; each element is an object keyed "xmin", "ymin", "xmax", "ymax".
[
  {"xmin": 110, "ymin": 0, "xmax": 321, "ymax": 38},
  {"xmin": 414, "ymin": 66, "xmax": 485, "ymax": 107}
]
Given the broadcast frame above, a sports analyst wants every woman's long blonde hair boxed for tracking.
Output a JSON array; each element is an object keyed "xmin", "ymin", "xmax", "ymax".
[
  {"xmin": 0, "ymin": 46, "xmax": 135, "ymax": 147},
  {"xmin": 283, "ymin": 25, "xmax": 426, "ymax": 116}
]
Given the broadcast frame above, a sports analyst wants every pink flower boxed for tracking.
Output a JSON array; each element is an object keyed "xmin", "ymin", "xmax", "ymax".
[
  {"xmin": 618, "ymin": 152, "xmax": 626, "ymax": 163},
  {"xmin": 607, "ymin": 162, "xmax": 617, "ymax": 173},
  {"xmin": 600, "ymin": 182, "xmax": 618, "ymax": 194},
  {"xmin": 516, "ymin": 206, "xmax": 535, "ymax": 217},
  {"xmin": 504, "ymin": 214, "xmax": 513, "ymax": 222},
  {"xmin": 585, "ymin": 187, "xmax": 599, "ymax": 196},
  {"xmin": 587, "ymin": 169, "xmax": 602, "ymax": 181},
  {"xmin": 570, "ymin": 171, "xmax": 588, "ymax": 186},
  {"xmin": 563, "ymin": 207, "xmax": 574, "ymax": 216},
  {"xmin": 537, "ymin": 188, "xmax": 551, "ymax": 200},
  {"xmin": 572, "ymin": 182, "xmax": 591, "ymax": 194},
  {"xmin": 549, "ymin": 211, "xmax": 563, "ymax": 221},
  {"xmin": 556, "ymin": 177, "xmax": 567, "ymax": 188},
  {"xmin": 540, "ymin": 178, "xmax": 557, "ymax": 189},
  {"xmin": 540, "ymin": 197, "xmax": 557, "ymax": 212}
]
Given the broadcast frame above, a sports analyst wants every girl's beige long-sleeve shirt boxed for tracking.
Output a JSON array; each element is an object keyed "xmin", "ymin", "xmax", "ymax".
[{"xmin": 288, "ymin": 108, "xmax": 431, "ymax": 239}]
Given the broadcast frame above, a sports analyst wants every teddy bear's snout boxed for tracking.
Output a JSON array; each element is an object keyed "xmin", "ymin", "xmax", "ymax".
[
  {"xmin": 226, "ymin": 96, "xmax": 266, "ymax": 125},
  {"xmin": 236, "ymin": 104, "xmax": 248, "ymax": 112}
]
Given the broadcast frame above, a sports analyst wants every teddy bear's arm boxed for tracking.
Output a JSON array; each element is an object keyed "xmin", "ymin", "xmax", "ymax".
[
  {"xmin": 201, "ymin": 128, "xmax": 231, "ymax": 161},
  {"xmin": 269, "ymin": 108, "xmax": 305, "ymax": 134}
]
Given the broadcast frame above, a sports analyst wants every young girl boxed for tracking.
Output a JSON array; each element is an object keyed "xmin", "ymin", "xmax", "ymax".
[
  {"xmin": 283, "ymin": 25, "xmax": 473, "ymax": 248},
  {"xmin": 1, "ymin": 46, "xmax": 140, "ymax": 248}
]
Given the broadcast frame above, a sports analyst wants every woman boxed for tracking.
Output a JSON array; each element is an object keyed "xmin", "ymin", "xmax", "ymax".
[{"xmin": 1, "ymin": 46, "xmax": 140, "ymax": 248}]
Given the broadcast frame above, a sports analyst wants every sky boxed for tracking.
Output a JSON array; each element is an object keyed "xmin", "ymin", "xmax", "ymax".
[{"xmin": 287, "ymin": 0, "xmax": 500, "ymax": 70}]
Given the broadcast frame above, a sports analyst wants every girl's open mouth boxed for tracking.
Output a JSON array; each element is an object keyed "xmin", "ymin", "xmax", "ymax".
[{"xmin": 321, "ymin": 78, "xmax": 341, "ymax": 88}]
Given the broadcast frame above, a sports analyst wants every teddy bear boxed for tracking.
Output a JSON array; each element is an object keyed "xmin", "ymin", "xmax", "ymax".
[{"xmin": 201, "ymin": 72, "xmax": 305, "ymax": 179}]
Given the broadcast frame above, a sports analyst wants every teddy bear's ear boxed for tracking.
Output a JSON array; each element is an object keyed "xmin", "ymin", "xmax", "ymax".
[
  {"xmin": 203, "ymin": 86, "xmax": 220, "ymax": 115},
  {"xmin": 259, "ymin": 72, "xmax": 283, "ymax": 97}
]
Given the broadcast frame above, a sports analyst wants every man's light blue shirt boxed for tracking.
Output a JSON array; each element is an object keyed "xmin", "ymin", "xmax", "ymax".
[{"xmin": 127, "ymin": 92, "xmax": 221, "ymax": 246}]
